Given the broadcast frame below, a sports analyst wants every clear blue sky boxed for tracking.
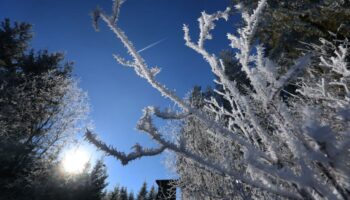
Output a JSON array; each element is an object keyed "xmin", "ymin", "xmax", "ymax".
[{"xmin": 1, "ymin": 0, "xmax": 238, "ymax": 193}]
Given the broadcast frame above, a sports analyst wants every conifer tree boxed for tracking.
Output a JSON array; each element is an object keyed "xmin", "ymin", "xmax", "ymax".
[
  {"xmin": 146, "ymin": 186, "xmax": 157, "ymax": 200},
  {"xmin": 136, "ymin": 182, "xmax": 148, "ymax": 200},
  {"xmin": 53, "ymin": 160, "xmax": 108, "ymax": 200},
  {"xmin": 89, "ymin": 159, "xmax": 109, "ymax": 200},
  {"xmin": 232, "ymin": 0, "xmax": 350, "ymax": 64},
  {"xmin": 0, "ymin": 18, "xmax": 88, "ymax": 200},
  {"xmin": 108, "ymin": 186, "xmax": 120, "ymax": 200},
  {"xmin": 128, "ymin": 192, "xmax": 135, "ymax": 200},
  {"xmin": 119, "ymin": 187, "xmax": 128, "ymax": 200}
]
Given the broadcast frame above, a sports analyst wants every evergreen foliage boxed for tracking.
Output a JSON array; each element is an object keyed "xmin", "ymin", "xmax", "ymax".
[
  {"xmin": 146, "ymin": 186, "xmax": 157, "ymax": 200},
  {"xmin": 105, "ymin": 182, "xmax": 157, "ymax": 200},
  {"xmin": 136, "ymin": 182, "xmax": 148, "ymax": 200},
  {"xmin": 231, "ymin": 0, "xmax": 350, "ymax": 64},
  {"xmin": 128, "ymin": 192, "xmax": 135, "ymax": 200},
  {"xmin": 90, "ymin": 159, "xmax": 109, "ymax": 200},
  {"xmin": 119, "ymin": 187, "xmax": 129, "ymax": 200},
  {"xmin": 0, "ymin": 18, "xmax": 110, "ymax": 200},
  {"xmin": 108, "ymin": 186, "xmax": 120, "ymax": 200},
  {"xmin": 59, "ymin": 160, "xmax": 108, "ymax": 200}
]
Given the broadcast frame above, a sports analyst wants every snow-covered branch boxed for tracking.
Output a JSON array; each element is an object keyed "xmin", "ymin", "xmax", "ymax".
[
  {"xmin": 88, "ymin": 0, "xmax": 350, "ymax": 199},
  {"xmin": 85, "ymin": 129, "xmax": 165, "ymax": 165},
  {"xmin": 150, "ymin": 106, "xmax": 189, "ymax": 120}
]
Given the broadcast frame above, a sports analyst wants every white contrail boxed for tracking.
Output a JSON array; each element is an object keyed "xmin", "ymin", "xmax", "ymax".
[{"xmin": 138, "ymin": 38, "xmax": 167, "ymax": 53}]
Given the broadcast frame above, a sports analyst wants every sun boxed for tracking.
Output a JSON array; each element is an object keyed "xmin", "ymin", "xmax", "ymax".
[{"xmin": 62, "ymin": 148, "xmax": 90, "ymax": 174}]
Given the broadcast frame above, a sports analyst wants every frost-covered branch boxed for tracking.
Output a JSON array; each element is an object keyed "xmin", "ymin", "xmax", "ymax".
[
  {"xmin": 92, "ymin": 3, "xmax": 189, "ymax": 111},
  {"xmin": 136, "ymin": 107, "xmax": 303, "ymax": 200},
  {"xmin": 88, "ymin": 0, "xmax": 350, "ymax": 199},
  {"xmin": 91, "ymin": 0, "xmax": 272, "ymax": 162},
  {"xmin": 85, "ymin": 129, "xmax": 165, "ymax": 165},
  {"xmin": 150, "ymin": 106, "xmax": 189, "ymax": 120}
]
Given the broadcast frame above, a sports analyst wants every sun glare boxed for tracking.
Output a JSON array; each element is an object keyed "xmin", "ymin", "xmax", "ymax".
[{"xmin": 62, "ymin": 148, "xmax": 90, "ymax": 174}]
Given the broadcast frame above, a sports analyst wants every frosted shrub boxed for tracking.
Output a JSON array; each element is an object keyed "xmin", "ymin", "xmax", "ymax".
[{"xmin": 86, "ymin": 0, "xmax": 350, "ymax": 199}]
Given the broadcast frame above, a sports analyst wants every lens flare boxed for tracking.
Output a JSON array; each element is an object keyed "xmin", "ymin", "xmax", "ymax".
[{"xmin": 62, "ymin": 148, "xmax": 90, "ymax": 174}]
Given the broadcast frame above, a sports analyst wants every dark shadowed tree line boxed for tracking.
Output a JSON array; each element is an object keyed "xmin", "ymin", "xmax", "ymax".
[
  {"xmin": 0, "ymin": 18, "xmax": 109, "ymax": 200},
  {"xmin": 104, "ymin": 182, "xmax": 157, "ymax": 200}
]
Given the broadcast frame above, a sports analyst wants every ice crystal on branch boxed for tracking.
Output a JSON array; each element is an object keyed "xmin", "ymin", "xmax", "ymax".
[{"xmin": 86, "ymin": 0, "xmax": 350, "ymax": 199}]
